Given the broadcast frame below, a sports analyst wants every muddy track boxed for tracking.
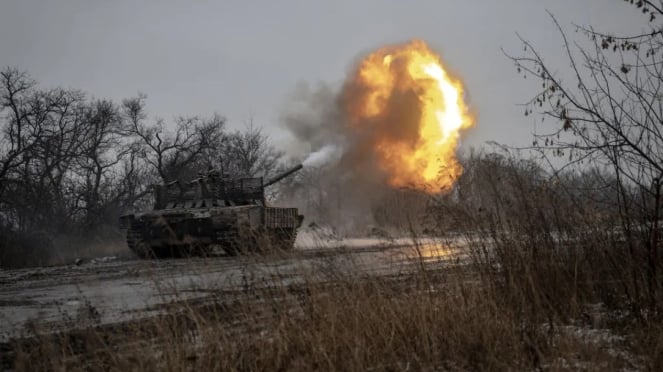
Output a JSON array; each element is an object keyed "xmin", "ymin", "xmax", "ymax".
[
  {"xmin": 0, "ymin": 238, "xmax": 462, "ymax": 344},
  {"xmin": 1, "ymin": 263, "xmax": 472, "ymax": 369}
]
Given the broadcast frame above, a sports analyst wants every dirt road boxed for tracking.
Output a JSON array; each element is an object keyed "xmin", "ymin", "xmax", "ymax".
[{"xmin": 0, "ymin": 235, "xmax": 462, "ymax": 342}]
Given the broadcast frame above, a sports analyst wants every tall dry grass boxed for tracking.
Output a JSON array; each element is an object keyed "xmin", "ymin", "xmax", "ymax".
[
  {"xmin": 4, "ymin": 250, "xmax": 660, "ymax": 370},
  {"xmin": 3, "ymin": 153, "xmax": 663, "ymax": 370}
]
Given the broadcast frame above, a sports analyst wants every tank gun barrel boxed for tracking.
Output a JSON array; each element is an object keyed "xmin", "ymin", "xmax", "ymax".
[{"xmin": 264, "ymin": 164, "xmax": 303, "ymax": 187}]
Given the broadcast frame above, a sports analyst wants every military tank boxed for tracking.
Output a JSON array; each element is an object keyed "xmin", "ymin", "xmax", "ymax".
[{"xmin": 119, "ymin": 164, "xmax": 304, "ymax": 258}]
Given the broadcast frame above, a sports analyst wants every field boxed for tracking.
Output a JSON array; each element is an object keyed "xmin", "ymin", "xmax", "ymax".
[{"xmin": 1, "ymin": 224, "xmax": 661, "ymax": 371}]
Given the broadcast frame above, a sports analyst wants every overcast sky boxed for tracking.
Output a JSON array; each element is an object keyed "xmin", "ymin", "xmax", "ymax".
[{"xmin": 0, "ymin": 0, "xmax": 648, "ymax": 153}]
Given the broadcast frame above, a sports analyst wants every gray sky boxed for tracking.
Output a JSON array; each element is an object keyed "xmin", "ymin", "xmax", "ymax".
[{"xmin": 0, "ymin": 0, "xmax": 648, "ymax": 153}]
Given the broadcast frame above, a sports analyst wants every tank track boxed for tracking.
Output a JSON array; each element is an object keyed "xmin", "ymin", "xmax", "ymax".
[
  {"xmin": 265, "ymin": 227, "xmax": 298, "ymax": 252},
  {"xmin": 127, "ymin": 226, "xmax": 298, "ymax": 259},
  {"xmin": 126, "ymin": 228, "xmax": 191, "ymax": 259},
  {"xmin": 126, "ymin": 228, "xmax": 153, "ymax": 259},
  {"xmin": 219, "ymin": 228, "xmax": 298, "ymax": 256}
]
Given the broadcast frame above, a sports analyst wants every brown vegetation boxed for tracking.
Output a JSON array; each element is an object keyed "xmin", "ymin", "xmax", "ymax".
[{"xmin": 3, "ymin": 152, "xmax": 662, "ymax": 370}]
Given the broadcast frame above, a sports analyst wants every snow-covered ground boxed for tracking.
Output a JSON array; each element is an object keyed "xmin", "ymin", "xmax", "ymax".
[{"xmin": 0, "ymin": 233, "xmax": 465, "ymax": 342}]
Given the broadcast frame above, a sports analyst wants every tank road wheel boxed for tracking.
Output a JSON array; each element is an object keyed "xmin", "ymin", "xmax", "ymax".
[
  {"xmin": 221, "ymin": 232, "xmax": 258, "ymax": 256},
  {"xmin": 269, "ymin": 228, "xmax": 298, "ymax": 252},
  {"xmin": 282, "ymin": 228, "xmax": 298, "ymax": 251},
  {"xmin": 218, "ymin": 231, "xmax": 249, "ymax": 256},
  {"xmin": 223, "ymin": 236, "xmax": 253, "ymax": 256},
  {"xmin": 170, "ymin": 243, "xmax": 203, "ymax": 258},
  {"xmin": 154, "ymin": 245, "xmax": 182, "ymax": 259},
  {"xmin": 244, "ymin": 229, "xmax": 297, "ymax": 253},
  {"xmin": 222, "ymin": 242, "xmax": 240, "ymax": 256},
  {"xmin": 127, "ymin": 230, "xmax": 182, "ymax": 259},
  {"xmin": 127, "ymin": 228, "xmax": 155, "ymax": 259},
  {"xmin": 193, "ymin": 243, "xmax": 214, "ymax": 257},
  {"xmin": 222, "ymin": 238, "xmax": 254, "ymax": 256}
]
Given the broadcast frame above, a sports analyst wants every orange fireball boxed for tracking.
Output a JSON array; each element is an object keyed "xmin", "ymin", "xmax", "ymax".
[{"xmin": 342, "ymin": 39, "xmax": 473, "ymax": 193}]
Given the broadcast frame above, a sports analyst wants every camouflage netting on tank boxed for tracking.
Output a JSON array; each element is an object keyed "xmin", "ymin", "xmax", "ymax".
[
  {"xmin": 265, "ymin": 208, "xmax": 300, "ymax": 228},
  {"xmin": 154, "ymin": 176, "xmax": 266, "ymax": 209},
  {"xmin": 216, "ymin": 178, "xmax": 263, "ymax": 204}
]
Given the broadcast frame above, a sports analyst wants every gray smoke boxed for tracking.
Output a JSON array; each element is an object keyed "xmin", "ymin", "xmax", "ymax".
[
  {"xmin": 302, "ymin": 144, "xmax": 343, "ymax": 168},
  {"xmin": 279, "ymin": 81, "xmax": 424, "ymax": 236}
]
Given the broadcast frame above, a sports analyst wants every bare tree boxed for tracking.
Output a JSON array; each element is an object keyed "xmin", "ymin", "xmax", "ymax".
[
  {"xmin": 69, "ymin": 99, "xmax": 131, "ymax": 227},
  {"xmin": 121, "ymin": 95, "xmax": 225, "ymax": 183},
  {"xmin": 206, "ymin": 120, "xmax": 284, "ymax": 179},
  {"xmin": 0, "ymin": 68, "xmax": 41, "ymax": 202},
  {"xmin": 1, "ymin": 68, "xmax": 93, "ymax": 231},
  {"xmin": 508, "ymin": 1, "xmax": 663, "ymax": 308}
]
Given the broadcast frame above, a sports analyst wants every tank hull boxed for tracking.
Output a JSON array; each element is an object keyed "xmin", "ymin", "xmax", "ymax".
[{"xmin": 120, "ymin": 206, "xmax": 303, "ymax": 258}]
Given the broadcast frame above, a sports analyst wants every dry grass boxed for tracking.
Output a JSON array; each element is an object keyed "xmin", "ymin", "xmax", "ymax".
[
  {"xmin": 3, "ymin": 155, "xmax": 663, "ymax": 370},
  {"xmin": 3, "ymin": 245, "xmax": 661, "ymax": 371}
]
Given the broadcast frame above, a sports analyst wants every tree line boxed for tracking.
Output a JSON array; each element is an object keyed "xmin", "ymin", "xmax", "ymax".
[{"xmin": 0, "ymin": 67, "xmax": 284, "ymax": 263}]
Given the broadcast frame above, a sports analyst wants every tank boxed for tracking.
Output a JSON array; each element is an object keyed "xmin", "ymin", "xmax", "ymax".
[{"xmin": 118, "ymin": 164, "xmax": 304, "ymax": 258}]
